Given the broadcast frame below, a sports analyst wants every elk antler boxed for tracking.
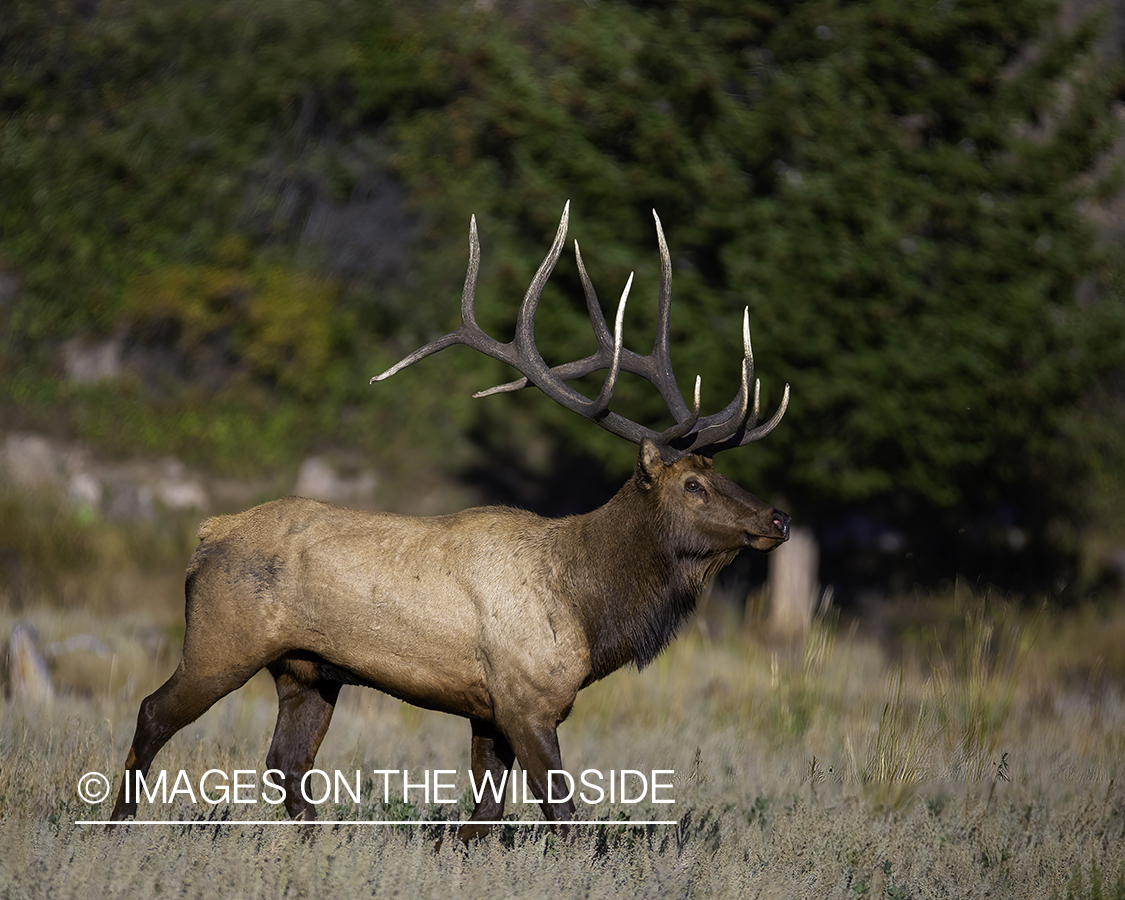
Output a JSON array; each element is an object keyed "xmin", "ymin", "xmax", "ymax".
[{"xmin": 371, "ymin": 202, "xmax": 789, "ymax": 460}]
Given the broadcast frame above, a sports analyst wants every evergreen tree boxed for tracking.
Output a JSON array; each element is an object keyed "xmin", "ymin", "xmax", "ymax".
[
  {"xmin": 1, "ymin": 0, "xmax": 1122, "ymax": 590},
  {"xmin": 361, "ymin": 0, "xmax": 1124, "ymax": 587}
]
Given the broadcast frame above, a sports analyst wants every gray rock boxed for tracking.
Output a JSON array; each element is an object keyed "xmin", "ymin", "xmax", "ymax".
[{"xmin": 61, "ymin": 335, "xmax": 123, "ymax": 384}]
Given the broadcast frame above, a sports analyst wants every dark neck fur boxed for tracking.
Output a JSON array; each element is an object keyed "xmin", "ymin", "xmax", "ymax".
[{"xmin": 551, "ymin": 475, "xmax": 735, "ymax": 682}]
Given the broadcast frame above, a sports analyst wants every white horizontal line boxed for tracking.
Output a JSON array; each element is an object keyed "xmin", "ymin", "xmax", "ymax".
[{"xmin": 82, "ymin": 819, "xmax": 676, "ymax": 827}]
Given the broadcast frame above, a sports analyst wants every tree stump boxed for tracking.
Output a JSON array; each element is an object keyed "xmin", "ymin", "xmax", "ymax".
[{"xmin": 766, "ymin": 527, "xmax": 820, "ymax": 640}]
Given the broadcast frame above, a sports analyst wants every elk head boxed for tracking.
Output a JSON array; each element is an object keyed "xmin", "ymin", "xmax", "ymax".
[{"xmin": 633, "ymin": 441, "xmax": 790, "ymax": 557}]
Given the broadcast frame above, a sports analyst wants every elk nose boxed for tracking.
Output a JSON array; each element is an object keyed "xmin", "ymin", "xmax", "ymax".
[{"xmin": 773, "ymin": 511, "xmax": 791, "ymax": 540}]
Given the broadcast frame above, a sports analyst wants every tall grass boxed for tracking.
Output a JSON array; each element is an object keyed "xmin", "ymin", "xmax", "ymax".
[
  {"xmin": 848, "ymin": 666, "xmax": 933, "ymax": 813},
  {"xmin": 929, "ymin": 599, "xmax": 1037, "ymax": 781}
]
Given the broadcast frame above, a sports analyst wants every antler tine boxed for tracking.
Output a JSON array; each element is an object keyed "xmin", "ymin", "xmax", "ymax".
[
  {"xmin": 649, "ymin": 211, "xmax": 693, "ymax": 422},
  {"xmin": 370, "ymin": 329, "xmax": 466, "ymax": 384},
  {"xmin": 684, "ymin": 304, "xmax": 789, "ymax": 452},
  {"xmin": 575, "ymin": 240, "xmax": 616, "ymax": 351},
  {"xmin": 588, "ymin": 273, "xmax": 631, "ymax": 417},
  {"xmin": 745, "ymin": 311, "xmax": 762, "ymax": 427},
  {"xmin": 422, "ymin": 201, "xmax": 632, "ymax": 428},
  {"xmin": 695, "ymin": 382, "xmax": 790, "ymax": 455},
  {"xmin": 743, "ymin": 382, "xmax": 790, "ymax": 441},
  {"xmin": 474, "ymin": 238, "xmax": 617, "ymax": 398},
  {"xmin": 683, "ymin": 348, "xmax": 752, "ymax": 452},
  {"xmin": 513, "ymin": 203, "xmax": 571, "ymax": 365},
  {"xmin": 667, "ymin": 306, "xmax": 784, "ymax": 456},
  {"xmin": 461, "ymin": 214, "xmax": 483, "ymax": 324},
  {"xmin": 371, "ymin": 214, "xmax": 492, "ymax": 384},
  {"xmin": 502, "ymin": 202, "xmax": 630, "ymax": 419},
  {"xmin": 659, "ymin": 375, "xmax": 701, "ymax": 443}
]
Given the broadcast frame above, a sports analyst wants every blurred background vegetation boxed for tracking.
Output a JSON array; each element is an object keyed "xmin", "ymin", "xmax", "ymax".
[{"xmin": 2, "ymin": 0, "xmax": 1124, "ymax": 607}]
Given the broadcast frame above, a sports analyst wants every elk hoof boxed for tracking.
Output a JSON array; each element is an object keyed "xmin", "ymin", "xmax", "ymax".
[{"xmin": 457, "ymin": 822, "xmax": 491, "ymax": 844}]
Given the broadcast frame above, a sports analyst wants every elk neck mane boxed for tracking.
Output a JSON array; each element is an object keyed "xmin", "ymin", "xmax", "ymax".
[{"xmin": 547, "ymin": 471, "xmax": 736, "ymax": 681}]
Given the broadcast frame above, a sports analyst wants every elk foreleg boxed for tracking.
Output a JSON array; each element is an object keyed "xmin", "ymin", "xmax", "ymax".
[
  {"xmin": 265, "ymin": 658, "xmax": 342, "ymax": 821},
  {"xmin": 499, "ymin": 718, "xmax": 576, "ymax": 833},
  {"xmin": 458, "ymin": 717, "xmax": 516, "ymax": 843}
]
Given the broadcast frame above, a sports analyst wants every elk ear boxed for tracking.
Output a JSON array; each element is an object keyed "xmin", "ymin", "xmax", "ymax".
[{"xmin": 636, "ymin": 438, "xmax": 666, "ymax": 488}]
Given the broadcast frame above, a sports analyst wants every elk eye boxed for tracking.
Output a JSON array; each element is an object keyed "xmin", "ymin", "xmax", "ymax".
[{"xmin": 685, "ymin": 479, "xmax": 702, "ymax": 493}]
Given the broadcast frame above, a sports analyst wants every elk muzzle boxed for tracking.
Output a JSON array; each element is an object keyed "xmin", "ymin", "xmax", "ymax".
[{"xmin": 746, "ymin": 508, "xmax": 790, "ymax": 552}]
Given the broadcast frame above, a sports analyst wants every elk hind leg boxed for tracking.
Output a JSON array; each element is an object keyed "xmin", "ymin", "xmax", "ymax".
[
  {"xmin": 110, "ymin": 658, "xmax": 261, "ymax": 821},
  {"xmin": 265, "ymin": 657, "xmax": 342, "ymax": 821},
  {"xmin": 458, "ymin": 718, "xmax": 517, "ymax": 843}
]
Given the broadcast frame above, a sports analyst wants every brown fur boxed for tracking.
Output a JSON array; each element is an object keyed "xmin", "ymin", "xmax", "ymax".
[{"xmin": 109, "ymin": 439, "xmax": 789, "ymax": 839}]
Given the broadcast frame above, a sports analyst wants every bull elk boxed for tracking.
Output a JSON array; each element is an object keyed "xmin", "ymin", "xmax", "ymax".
[{"xmin": 109, "ymin": 203, "xmax": 791, "ymax": 840}]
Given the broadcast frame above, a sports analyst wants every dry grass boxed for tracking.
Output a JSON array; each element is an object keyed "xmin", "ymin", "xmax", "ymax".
[{"xmin": 3, "ymin": 590, "xmax": 1125, "ymax": 898}]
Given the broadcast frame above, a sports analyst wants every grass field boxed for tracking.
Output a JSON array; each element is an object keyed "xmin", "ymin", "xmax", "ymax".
[
  {"xmin": 3, "ymin": 581, "xmax": 1124, "ymax": 899},
  {"xmin": 0, "ymin": 489, "xmax": 1123, "ymax": 897}
]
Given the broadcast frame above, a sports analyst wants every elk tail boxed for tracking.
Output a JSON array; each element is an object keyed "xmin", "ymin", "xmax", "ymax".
[{"xmin": 196, "ymin": 514, "xmax": 240, "ymax": 543}]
